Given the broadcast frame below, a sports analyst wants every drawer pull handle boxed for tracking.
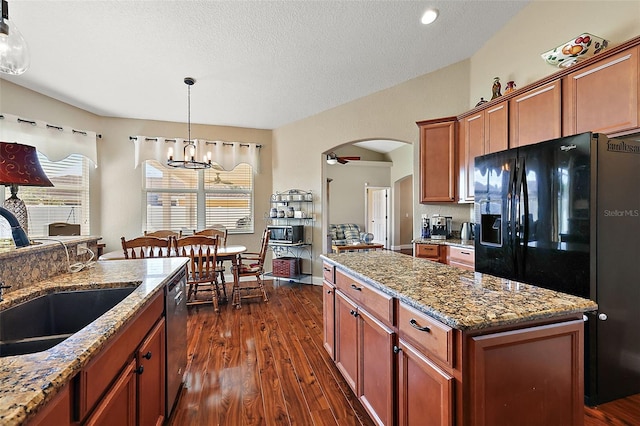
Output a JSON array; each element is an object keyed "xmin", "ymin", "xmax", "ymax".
[
  {"xmin": 350, "ymin": 309, "xmax": 359, "ymax": 317},
  {"xmin": 135, "ymin": 365, "xmax": 144, "ymax": 375},
  {"xmin": 143, "ymin": 351, "xmax": 152, "ymax": 360},
  {"xmin": 327, "ymin": 290, "xmax": 332, "ymax": 294},
  {"xmin": 393, "ymin": 345, "xmax": 402, "ymax": 354},
  {"xmin": 409, "ymin": 318, "xmax": 431, "ymax": 333},
  {"xmin": 460, "ymin": 251, "xmax": 471, "ymax": 255},
  {"xmin": 323, "ymin": 267, "xmax": 331, "ymax": 272},
  {"xmin": 350, "ymin": 284, "xmax": 362, "ymax": 291}
]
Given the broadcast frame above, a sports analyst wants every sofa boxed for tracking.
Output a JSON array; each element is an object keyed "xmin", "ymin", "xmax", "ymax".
[{"xmin": 330, "ymin": 223, "xmax": 373, "ymax": 246}]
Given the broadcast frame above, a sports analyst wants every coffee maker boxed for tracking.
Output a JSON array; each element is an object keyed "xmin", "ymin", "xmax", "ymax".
[{"xmin": 431, "ymin": 215, "xmax": 452, "ymax": 240}]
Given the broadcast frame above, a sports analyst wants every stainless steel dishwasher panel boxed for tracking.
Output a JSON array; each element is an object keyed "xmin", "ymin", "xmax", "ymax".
[{"xmin": 166, "ymin": 269, "xmax": 187, "ymax": 417}]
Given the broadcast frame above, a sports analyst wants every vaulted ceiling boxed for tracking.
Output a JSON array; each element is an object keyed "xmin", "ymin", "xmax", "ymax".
[{"xmin": 2, "ymin": 1, "xmax": 529, "ymax": 130}]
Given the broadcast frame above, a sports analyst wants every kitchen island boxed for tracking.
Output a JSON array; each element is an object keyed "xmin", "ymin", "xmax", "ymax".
[
  {"xmin": 321, "ymin": 250, "xmax": 597, "ymax": 425},
  {"xmin": 0, "ymin": 258, "xmax": 187, "ymax": 425}
]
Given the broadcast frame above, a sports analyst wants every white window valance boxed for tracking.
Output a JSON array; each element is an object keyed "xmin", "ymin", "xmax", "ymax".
[
  {"xmin": 0, "ymin": 113, "xmax": 98, "ymax": 166},
  {"xmin": 132, "ymin": 136, "xmax": 262, "ymax": 174}
]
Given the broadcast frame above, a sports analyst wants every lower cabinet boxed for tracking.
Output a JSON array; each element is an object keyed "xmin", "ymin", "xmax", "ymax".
[
  {"xmin": 335, "ymin": 290, "xmax": 395, "ymax": 426},
  {"xmin": 323, "ymin": 281, "xmax": 336, "ymax": 359},
  {"xmin": 80, "ymin": 291, "xmax": 166, "ymax": 425},
  {"xmin": 414, "ymin": 243, "xmax": 445, "ymax": 263},
  {"xmin": 447, "ymin": 247, "xmax": 475, "ymax": 271},
  {"xmin": 324, "ymin": 263, "xmax": 586, "ymax": 426},
  {"xmin": 396, "ymin": 340, "xmax": 454, "ymax": 426},
  {"xmin": 84, "ymin": 359, "xmax": 137, "ymax": 426}
]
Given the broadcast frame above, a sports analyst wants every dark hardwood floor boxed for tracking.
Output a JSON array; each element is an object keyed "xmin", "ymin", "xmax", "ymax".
[{"xmin": 169, "ymin": 280, "xmax": 640, "ymax": 425}]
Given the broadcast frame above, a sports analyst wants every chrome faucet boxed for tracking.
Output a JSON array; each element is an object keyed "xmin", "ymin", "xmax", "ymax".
[{"xmin": 0, "ymin": 282, "xmax": 11, "ymax": 302}]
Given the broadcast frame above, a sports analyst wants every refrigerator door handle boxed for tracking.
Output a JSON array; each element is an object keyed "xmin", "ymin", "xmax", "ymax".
[{"xmin": 507, "ymin": 159, "xmax": 518, "ymax": 245}]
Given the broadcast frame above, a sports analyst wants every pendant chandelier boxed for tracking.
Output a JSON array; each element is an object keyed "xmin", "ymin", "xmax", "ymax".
[
  {"xmin": 0, "ymin": 0, "xmax": 30, "ymax": 75},
  {"xmin": 167, "ymin": 77, "xmax": 212, "ymax": 169}
]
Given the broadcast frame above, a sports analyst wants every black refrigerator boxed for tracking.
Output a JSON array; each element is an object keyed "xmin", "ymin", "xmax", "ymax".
[{"xmin": 474, "ymin": 132, "xmax": 640, "ymax": 406}]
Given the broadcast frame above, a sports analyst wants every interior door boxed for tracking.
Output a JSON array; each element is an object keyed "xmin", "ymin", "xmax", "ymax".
[{"xmin": 367, "ymin": 187, "xmax": 388, "ymax": 247}]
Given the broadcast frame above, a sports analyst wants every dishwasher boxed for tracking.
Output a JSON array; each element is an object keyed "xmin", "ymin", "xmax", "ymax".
[{"xmin": 165, "ymin": 268, "xmax": 187, "ymax": 418}]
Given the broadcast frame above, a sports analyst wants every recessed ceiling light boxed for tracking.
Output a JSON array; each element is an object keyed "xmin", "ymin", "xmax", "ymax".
[{"xmin": 421, "ymin": 8, "xmax": 439, "ymax": 25}]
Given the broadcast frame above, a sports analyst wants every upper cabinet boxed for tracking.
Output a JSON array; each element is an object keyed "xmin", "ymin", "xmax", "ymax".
[
  {"xmin": 458, "ymin": 101, "xmax": 507, "ymax": 202},
  {"xmin": 418, "ymin": 118, "xmax": 457, "ymax": 203},
  {"xmin": 510, "ymin": 80, "xmax": 562, "ymax": 147},
  {"xmin": 563, "ymin": 46, "xmax": 639, "ymax": 136}
]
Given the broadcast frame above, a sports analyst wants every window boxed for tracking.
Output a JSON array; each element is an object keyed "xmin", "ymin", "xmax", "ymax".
[
  {"xmin": 1, "ymin": 153, "xmax": 91, "ymax": 237},
  {"xmin": 143, "ymin": 161, "xmax": 254, "ymax": 234}
]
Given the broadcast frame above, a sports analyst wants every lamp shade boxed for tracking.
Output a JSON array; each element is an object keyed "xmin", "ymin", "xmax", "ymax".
[{"xmin": 0, "ymin": 141, "xmax": 53, "ymax": 187}]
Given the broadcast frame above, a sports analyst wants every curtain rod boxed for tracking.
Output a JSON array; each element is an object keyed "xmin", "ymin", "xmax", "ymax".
[
  {"xmin": 0, "ymin": 114, "xmax": 102, "ymax": 138},
  {"xmin": 129, "ymin": 135, "xmax": 262, "ymax": 148}
]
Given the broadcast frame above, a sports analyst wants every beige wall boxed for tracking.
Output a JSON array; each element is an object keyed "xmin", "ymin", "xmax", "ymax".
[{"xmin": 1, "ymin": 80, "xmax": 273, "ymax": 253}]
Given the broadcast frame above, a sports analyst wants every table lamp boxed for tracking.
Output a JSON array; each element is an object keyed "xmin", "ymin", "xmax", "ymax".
[{"xmin": 0, "ymin": 141, "xmax": 53, "ymax": 246}]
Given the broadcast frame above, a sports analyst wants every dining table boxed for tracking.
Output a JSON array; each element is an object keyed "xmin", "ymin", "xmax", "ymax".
[{"xmin": 99, "ymin": 244, "xmax": 248, "ymax": 305}]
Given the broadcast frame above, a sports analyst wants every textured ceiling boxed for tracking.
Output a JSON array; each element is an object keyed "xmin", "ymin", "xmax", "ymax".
[{"xmin": 2, "ymin": 1, "xmax": 529, "ymax": 130}]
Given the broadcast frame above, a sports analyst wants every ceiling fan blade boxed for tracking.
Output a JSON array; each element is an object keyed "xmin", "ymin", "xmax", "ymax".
[
  {"xmin": 340, "ymin": 156, "xmax": 361, "ymax": 161},
  {"xmin": 337, "ymin": 157, "xmax": 348, "ymax": 164}
]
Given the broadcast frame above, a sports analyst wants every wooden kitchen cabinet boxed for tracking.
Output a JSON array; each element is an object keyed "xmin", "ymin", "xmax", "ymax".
[
  {"xmin": 414, "ymin": 243, "xmax": 445, "ymax": 264},
  {"xmin": 418, "ymin": 118, "xmax": 457, "ymax": 203},
  {"xmin": 459, "ymin": 102, "xmax": 507, "ymax": 202},
  {"xmin": 334, "ymin": 269, "xmax": 395, "ymax": 426},
  {"xmin": 323, "ymin": 281, "xmax": 336, "ymax": 359},
  {"xmin": 84, "ymin": 359, "xmax": 137, "ymax": 426},
  {"xmin": 563, "ymin": 45, "xmax": 639, "ymax": 136},
  {"xmin": 28, "ymin": 383, "xmax": 72, "ymax": 426},
  {"xmin": 397, "ymin": 340, "xmax": 454, "ymax": 426},
  {"xmin": 79, "ymin": 291, "xmax": 165, "ymax": 423},
  {"xmin": 469, "ymin": 319, "xmax": 584, "ymax": 425},
  {"xmin": 510, "ymin": 80, "xmax": 562, "ymax": 147},
  {"xmin": 136, "ymin": 317, "xmax": 166, "ymax": 426},
  {"xmin": 447, "ymin": 246, "xmax": 475, "ymax": 271}
]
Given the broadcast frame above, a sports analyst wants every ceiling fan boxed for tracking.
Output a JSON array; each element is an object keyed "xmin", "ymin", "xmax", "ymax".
[
  {"xmin": 326, "ymin": 152, "xmax": 361, "ymax": 165},
  {"xmin": 211, "ymin": 172, "xmax": 233, "ymax": 185}
]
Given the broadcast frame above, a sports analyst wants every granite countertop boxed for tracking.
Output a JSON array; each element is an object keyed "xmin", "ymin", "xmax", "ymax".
[
  {"xmin": 412, "ymin": 238, "xmax": 475, "ymax": 249},
  {"xmin": 321, "ymin": 251, "xmax": 597, "ymax": 331},
  {"xmin": 0, "ymin": 258, "xmax": 187, "ymax": 426},
  {"xmin": 0, "ymin": 236, "xmax": 101, "ymax": 259}
]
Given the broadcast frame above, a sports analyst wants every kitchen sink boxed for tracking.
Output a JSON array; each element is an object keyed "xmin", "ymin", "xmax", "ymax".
[{"xmin": 0, "ymin": 286, "xmax": 136, "ymax": 357}]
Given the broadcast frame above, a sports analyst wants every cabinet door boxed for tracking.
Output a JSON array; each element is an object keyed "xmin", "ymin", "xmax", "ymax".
[
  {"xmin": 461, "ymin": 113, "xmax": 484, "ymax": 202},
  {"xmin": 85, "ymin": 359, "xmax": 137, "ymax": 426},
  {"xmin": 510, "ymin": 81, "xmax": 562, "ymax": 147},
  {"xmin": 397, "ymin": 340, "xmax": 453, "ymax": 426},
  {"xmin": 28, "ymin": 384, "xmax": 71, "ymax": 426},
  {"xmin": 563, "ymin": 46, "xmax": 639, "ymax": 135},
  {"xmin": 137, "ymin": 318, "xmax": 166, "ymax": 426},
  {"xmin": 334, "ymin": 291, "xmax": 359, "ymax": 394},
  {"xmin": 359, "ymin": 307, "xmax": 395, "ymax": 426},
  {"xmin": 323, "ymin": 281, "xmax": 336, "ymax": 359},
  {"xmin": 484, "ymin": 101, "xmax": 508, "ymax": 153},
  {"xmin": 469, "ymin": 319, "xmax": 583, "ymax": 425},
  {"xmin": 419, "ymin": 119, "xmax": 457, "ymax": 203}
]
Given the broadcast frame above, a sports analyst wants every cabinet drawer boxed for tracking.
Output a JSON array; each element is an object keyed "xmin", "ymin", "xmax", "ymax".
[
  {"xmin": 335, "ymin": 270, "xmax": 393, "ymax": 326},
  {"xmin": 323, "ymin": 262, "xmax": 335, "ymax": 284},
  {"xmin": 398, "ymin": 302, "xmax": 453, "ymax": 367},
  {"xmin": 415, "ymin": 244, "xmax": 439, "ymax": 259},
  {"xmin": 448, "ymin": 246, "xmax": 475, "ymax": 270}
]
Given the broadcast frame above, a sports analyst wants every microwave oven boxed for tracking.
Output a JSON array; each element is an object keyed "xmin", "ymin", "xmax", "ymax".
[{"xmin": 267, "ymin": 225, "xmax": 304, "ymax": 244}]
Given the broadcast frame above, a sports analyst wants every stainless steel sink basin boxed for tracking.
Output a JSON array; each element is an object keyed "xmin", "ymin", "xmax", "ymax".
[{"xmin": 0, "ymin": 287, "xmax": 136, "ymax": 357}]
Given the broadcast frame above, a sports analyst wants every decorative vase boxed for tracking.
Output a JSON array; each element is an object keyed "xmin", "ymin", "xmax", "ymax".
[
  {"xmin": 504, "ymin": 81, "xmax": 516, "ymax": 94},
  {"xmin": 491, "ymin": 77, "xmax": 502, "ymax": 99}
]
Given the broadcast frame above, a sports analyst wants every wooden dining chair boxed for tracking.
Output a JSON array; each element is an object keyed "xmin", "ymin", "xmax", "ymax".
[
  {"xmin": 174, "ymin": 235, "xmax": 225, "ymax": 311},
  {"xmin": 120, "ymin": 236, "xmax": 172, "ymax": 259},
  {"xmin": 144, "ymin": 230, "xmax": 181, "ymax": 239},
  {"xmin": 232, "ymin": 228, "xmax": 270, "ymax": 308},
  {"xmin": 194, "ymin": 227, "xmax": 228, "ymax": 287}
]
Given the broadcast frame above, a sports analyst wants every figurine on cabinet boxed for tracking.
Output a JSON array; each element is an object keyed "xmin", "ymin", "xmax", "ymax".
[
  {"xmin": 504, "ymin": 80, "xmax": 516, "ymax": 94},
  {"xmin": 491, "ymin": 77, "xmax": 502, "ymax": 99}
]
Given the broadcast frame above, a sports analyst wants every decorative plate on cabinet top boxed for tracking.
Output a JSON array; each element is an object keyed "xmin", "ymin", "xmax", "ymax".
[{"xmin": 541, "ymin": 33, "xmax": 608, "ymax": 68}]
